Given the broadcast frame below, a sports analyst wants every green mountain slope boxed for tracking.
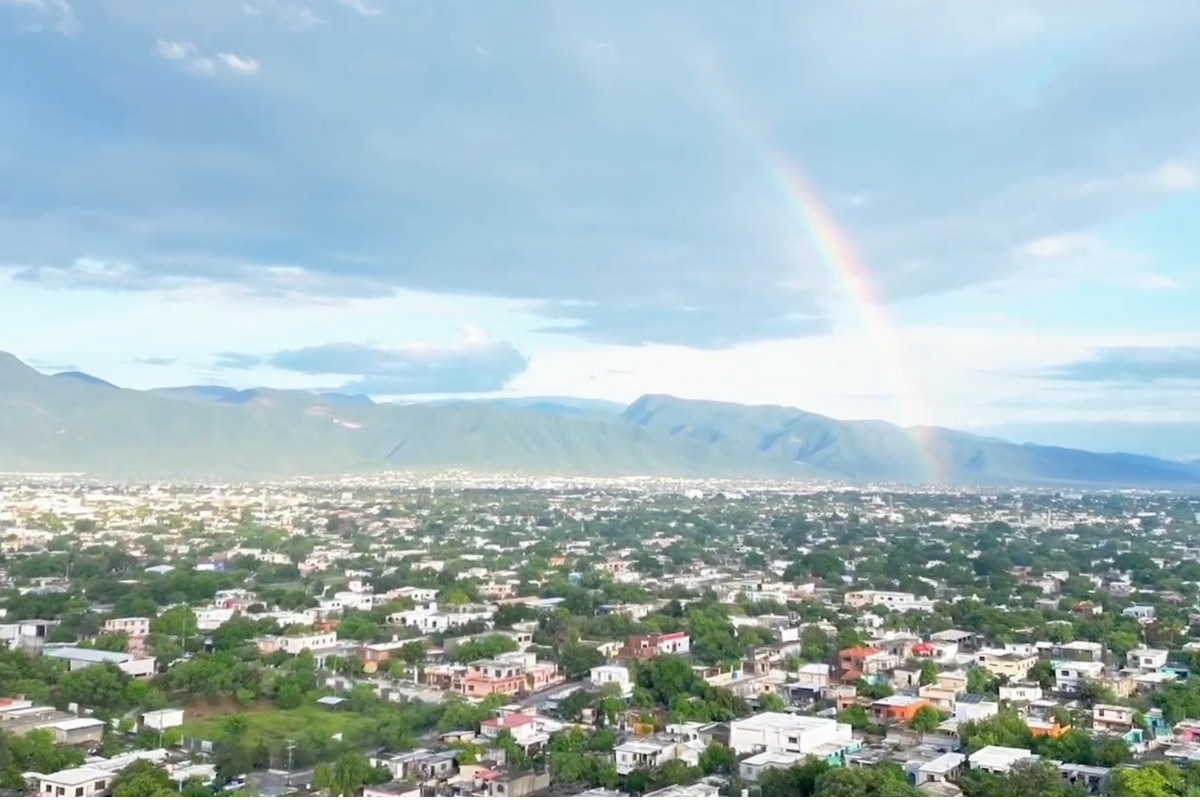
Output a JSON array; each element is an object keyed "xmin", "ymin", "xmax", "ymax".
[
  {"xmin": 621, "ymin": 394, "xmax": 1200, "ymax": 485},
  {"xmin": 1, "ymin": 353, "xmax": 1197, "ymax": 486},
  {"xmin": 0, "ymin": 354, "xmax": 807, "ymax": 479}
]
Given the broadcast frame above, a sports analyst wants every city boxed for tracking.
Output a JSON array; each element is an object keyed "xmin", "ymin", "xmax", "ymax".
[{"xmin": 0, "ymin": 475, "xmax": 1197, "ymax": 796}]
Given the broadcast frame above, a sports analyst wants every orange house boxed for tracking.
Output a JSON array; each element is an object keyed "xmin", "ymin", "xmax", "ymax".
[
  {"xmin": 838, "ymin": 646, "xmax": 882, "ymax": 682},
  {"xmin": 870, "ymin": 695, "xmax": 931, "ymax": 724},
  {"xmin": 1028, "ymin": 719, "xmax": 1070, "ymax": 738}
]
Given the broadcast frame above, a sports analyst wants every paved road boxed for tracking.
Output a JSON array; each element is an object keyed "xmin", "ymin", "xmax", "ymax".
[
  {"xmin": 247, "ymin": 767, "xmax": 315, "ymax": 797},
  {"xmin": 519, "ymin": 680, "xmax": 585, "ymax": 710}
]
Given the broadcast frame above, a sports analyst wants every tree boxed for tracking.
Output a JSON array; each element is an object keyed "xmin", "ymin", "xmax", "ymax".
[
  {"xmin": 698, "ymin": 742, "xmax": 737, "ymax": 776},
  {"xmin": 960, "ymin": 759, "xmax": 1084, "ymax": 797},
  {"xmin": 918, "ymin": 660, "xmax": 938, "ymax": 687},
  {"xmin": 110, "ymin": 761, "xmax": 175, "ymax": 797},
  {"xmin": 909, "ymin": 704, "xmax": 944, "ymax": 733},
  {"xmin": 837, "ymin": 705, "xmax": 869, "ymax": 729},
  {"xmin": 1109, "ymin": 763, "xmax": 1199, "ymax": 796},
  {"xmin": 815, "ymin": 764, "xmax": 924, "ymax": 796},
  {"xmin": 758, "ymin": 693, "xmax": 786, "ymax": 713},
  {"xmin": 313, "ymin": 752, "xmax": 374, "ymax": 797}
]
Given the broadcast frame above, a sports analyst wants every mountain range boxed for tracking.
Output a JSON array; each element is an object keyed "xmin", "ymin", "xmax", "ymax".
[{"xmin": 1, "ymin": 352, "xmax": 1197, "ymax": 487}]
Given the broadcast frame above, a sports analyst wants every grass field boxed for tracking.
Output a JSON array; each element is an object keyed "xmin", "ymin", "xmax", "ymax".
[{"xmin": 179, "ymin": 700, "xmax": 378, "ymax": 747}]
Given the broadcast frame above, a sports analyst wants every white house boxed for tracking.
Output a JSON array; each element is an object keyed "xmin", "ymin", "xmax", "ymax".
[
  {"xmin": 729, "ymin": 712, "xmax": 857, "ymax": 759},
  {"xmin": 590, "ymin": 664, "xmax": 633, "ymax": 697},
  {"xmin": 1123, "ymin": 605, "xmax": 1157, "ymax": 623},
  {"xmin": 1127, "ymin": 648, "xmax": 1169, "ymax": 671},
  {"xmin": 1054, "ymin": 661, "xmax": 1105, "ymax": 694},
  {"xmin": 968, "ymin": 746, "xmax": 1034, "ymax": 774},
  {"xmin": 41, "ymin": 647, "xmax": 156, "ymax": 678},
  {"xmin": 141, "ymin": 708, "xmax": 185, "ymax": 731},
  {"xmin": 28, "ymin": 766, "xmax": 115, "ymax": 797}
]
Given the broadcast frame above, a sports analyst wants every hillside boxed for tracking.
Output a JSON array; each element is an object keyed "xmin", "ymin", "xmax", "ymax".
[
  {"xmin": 0, "ymin": 353, "xmax": 1197, "ymax": 486},
  {"xmin": 0, "ymin": 355, "xmax": 802, "ymax": 479},
  {"xmin": 621, "ymin": 394, "xmax": 1200, "ymax": 486}
]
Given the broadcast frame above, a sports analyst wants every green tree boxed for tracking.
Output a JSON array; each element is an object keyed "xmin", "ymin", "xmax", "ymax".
[
  {"xmin": 909, "ymin": 704, "xmax": 944, "ymax": 733},
  {"xmin": 918, "ymin": 660, "xmax": 938, "ymax": 687}
]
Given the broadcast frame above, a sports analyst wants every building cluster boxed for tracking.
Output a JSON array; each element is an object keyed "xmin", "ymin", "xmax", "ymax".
[{"xmin": 0, "ymin": 476, "xmax": 1198, "ymax": 796}]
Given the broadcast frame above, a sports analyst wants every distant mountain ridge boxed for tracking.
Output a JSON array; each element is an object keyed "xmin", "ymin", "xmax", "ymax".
[{"xmin": 1, "ymin": 352, "xmax": 1197, "ymax": 487}]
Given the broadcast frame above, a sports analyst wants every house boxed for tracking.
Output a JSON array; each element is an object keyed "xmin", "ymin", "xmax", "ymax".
[
  {"xmin": 41, "ymin": 647, "xmax": 156, "ymax": 678},
  {"xmin": 999, "ymin": 683, "xmax": 1043, "ymax": 703},
  {"xmin": 953, "ymin": 695, "xmax": 999, "ymax": 724},
  {"xmin": 728, "ymin": 712, "xmax": 859, "ymax": 762},
  {"xmin": 590, "ymin": 664, "xmax": 634, "ymax": 697},
  {"xmin": 1055, "ymin": 661, "xmax": 1105, "ymax": 694},
  {"xmin": 255, "ymin": 631, "xmax": 337, "ymax": 655},
  {"xmin": 363, "ymin": 783, "xmax": 422, "ymax": 797},
  {"xmin": 28, "ymin": 766, "xmax": 116, "ymax": 797},
  {"xmin": 615, "ymin": 726, "xmax": 707, "ymax": 775},
  {"xmin": 141, "ymin": 709, "xmax": 185, "ymax": 731},
  {"xmin": 480, "ymin": 714, "xmax": 550, "ymax": 752},
  {"xmin": 1127, "ymin": 648, "xmax": 1169, "ymax": 671},
  {"xmin": 870, "ymin": 695, "xmax": 931, "ymax": 725},
  {"xmin": 974, "ymin": 649, "xmax": 1037, "ymax": 682},
  {"xmin": 643, "ymin": 783, "xmax": 719, "ymax": 797},
  {"xmin": 843, "ymin": 590, "xmax": 935, "ymax": 612},
  {"xmin": 738, "ymin": 750, "xmax": 808, "ymax": 783},
  {"xmin": 1037, "ymin": 641, "xmax": 1104, "ymax": 663},
  {"xmin": 1123, "ymin": 605, "xmax": 1157, "ymax": 623},
  {"xmin": 621, "ymin": 632, "xmax": 690, "ymax": 659},
  {"xmin": 454, "ymin": 653, "xmax": 561, "ymax": 698},
  {"xmin": 102, "ymin": 617, "xmax": 151, "ymax": 639},
  {"xmin": 837, "ymin": 647, "xmax": 896, "ymax": 681},
  {"xmin": 968, "ymin": 746, "xmax": 1035, "ymax": 774},
  {"xmin": 795, "ymin": 663, "xmax": 830, "ymax": 687},
  {"xmin": 1092, "ymin": 704, "xmax": 1136, "ymax": 734},
  {"xmin": 49, "ymin": 717, "xmax": 106, "ymax": 744},
  {"xmin": 929, "ymin": 630, "xmax": 979, "ymax": 653},
  {"xmin": 912, "ymin": 752, "xmax": 966, "ymax": 786},
  {"xmin": 370, "ymin": 749, "xmax": 459, "ymax": 783}
]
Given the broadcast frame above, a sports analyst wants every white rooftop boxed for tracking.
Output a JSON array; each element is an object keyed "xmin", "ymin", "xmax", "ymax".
[{"xmin": 733, "ymin": 711, "xmax": 837, "ymax": 731}]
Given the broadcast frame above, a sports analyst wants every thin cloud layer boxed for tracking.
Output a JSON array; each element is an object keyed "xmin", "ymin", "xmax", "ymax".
[
  {"xmin": 1047, "ymin": 346, "xmax": 1200, "ymax": 385},
  {"xmin": 2, "ymin": 1, "xmax": 1199, "ymax": 348},
  {"xmin": 214, "ymin": 328, "xmax": 531, "ymax": 395}
]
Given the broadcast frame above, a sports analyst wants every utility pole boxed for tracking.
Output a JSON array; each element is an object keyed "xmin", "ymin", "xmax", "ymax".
[{"xmin": 285, "ymin": 739, "xmax": 296, "ymax": 788}]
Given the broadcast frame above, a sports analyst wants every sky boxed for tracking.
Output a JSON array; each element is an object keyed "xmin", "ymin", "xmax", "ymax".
[{"xmin": 2, "ymin": 0, "xmax": 1200, "ymax": 441}]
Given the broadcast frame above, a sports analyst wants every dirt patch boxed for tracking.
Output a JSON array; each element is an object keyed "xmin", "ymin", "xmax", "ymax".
[{"xmin": 184, "ymin": 697, "xmax": 274, "ymax": 719}]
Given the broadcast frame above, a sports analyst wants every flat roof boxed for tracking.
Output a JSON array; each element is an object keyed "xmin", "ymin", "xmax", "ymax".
[
  {"xmin": 51, "ymin": 717, "xmax": 105, "ymax": 730},
  {"xmin": 35, "ymin": 766, "xmax": 115, "ymax": 785},
  {"xmin": 42, "ymin": 647, "xmax": 133, "ymax": 663},
  {"xmin": 733, "ymin": 711, "xmax": 836, "ymax": 731}
]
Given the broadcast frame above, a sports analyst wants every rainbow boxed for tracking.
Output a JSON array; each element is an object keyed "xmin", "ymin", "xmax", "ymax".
[
  {"xmin": 768, "ymin": 162, "xmax": 941, "ymax": 484},
  {"xmin": 693, "ymin": 50, "xmax": 941, "ymax": 484}
]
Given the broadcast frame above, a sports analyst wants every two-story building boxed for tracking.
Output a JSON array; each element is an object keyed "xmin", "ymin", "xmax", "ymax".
[
  {"xmin": 102, "ymin": 617, "xmax": 151, "ymax": 639},
  {"xmin": 1055, "ymin": 661, "xmax": 1106, "ymax": 694}
]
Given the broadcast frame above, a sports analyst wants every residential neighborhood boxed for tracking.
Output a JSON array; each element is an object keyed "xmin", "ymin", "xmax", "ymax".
[{"xmin": 0, "ymin": 475, "xmax": 1198, "ymax": 796}]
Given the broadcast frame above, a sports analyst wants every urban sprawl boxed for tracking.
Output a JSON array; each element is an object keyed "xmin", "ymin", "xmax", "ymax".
[{"xmin": 0, "ymin": 473, "xmax": 1198, "ymax": 797}]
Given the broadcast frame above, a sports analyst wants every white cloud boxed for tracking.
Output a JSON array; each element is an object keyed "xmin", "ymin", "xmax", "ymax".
[
  {"xmin": 0, "ymin": 0, "xmax": 76, "ymax": 34},
  {"xmin": 1009, "ymin": 233, "xmax": 1179, "ymax": 291},
  {"xmin": 1148, "ymin": 160, "xmax": 1200, "ymax": 191},
  {"xmin": 334, "ymin": 0, "xmax": 381, "ymax": 17},
  {"xmin": 153, "ymin": 39, "xmax": 260, "ymax": 77},
  {"xmin": 242, "ymin": 0, "xmax": 323, "ymax": 30}
]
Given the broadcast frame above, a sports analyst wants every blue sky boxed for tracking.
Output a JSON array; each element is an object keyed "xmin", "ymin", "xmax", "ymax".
[{"xmin": 2, "ymin": 0, "xmax": 1200, "ymax": 446}]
